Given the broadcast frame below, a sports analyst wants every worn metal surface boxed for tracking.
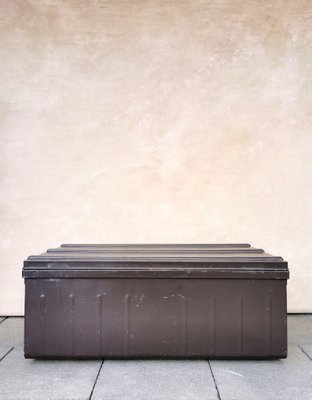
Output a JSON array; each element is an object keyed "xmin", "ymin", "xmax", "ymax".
[{"xmin": 23, "ymin": 244, "xmax": 288, "ymax": 359}]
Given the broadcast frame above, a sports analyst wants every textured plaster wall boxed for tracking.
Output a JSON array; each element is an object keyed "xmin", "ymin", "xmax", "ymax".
[{"xmin": 0, "ymin": 0, "xmax": 311, "ymax": 315}]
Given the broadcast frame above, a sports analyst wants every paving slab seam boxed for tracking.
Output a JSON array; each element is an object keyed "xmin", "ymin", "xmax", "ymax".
[
  {"xmin": 298, "ymin": 345, "xmax": 312, "ymax": 362},
  {"xmin": 0, "ymin": 317, "xmax": 8, "ymax": 325},
  {"xmin": 0, "ymin": 347, "xmax": 13, "ymax": 362},
  {"xmin": 304, "ymin": 314, "xmax": 312, "ymax": 322},
  {"xmin": 207, "ymin": 361, "xmax": 222, "ymax": 400},
  {"xmin": 89, "ymin": 359, "xmax": 104, "ymax": 400}
]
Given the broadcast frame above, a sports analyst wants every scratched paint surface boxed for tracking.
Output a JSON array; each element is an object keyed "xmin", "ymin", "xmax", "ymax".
[{"xmin": 0, "ymin": 1, "xmax": 312, "ymax": 314}]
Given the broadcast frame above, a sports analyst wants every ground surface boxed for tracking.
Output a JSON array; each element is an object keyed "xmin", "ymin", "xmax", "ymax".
[{"xmin": 0, "ymin": 315, "xmax": 311, "ymax": 400}]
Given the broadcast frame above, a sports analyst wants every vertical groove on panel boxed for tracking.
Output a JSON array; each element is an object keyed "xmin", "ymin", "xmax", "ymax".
[
  {"xmin": 267, "ymin": 295, "xmax": 273, "ymax": 355},
  {"xmin": 212, "ymin": 297, "xmax": 216, "ymax": 356},
  {"xmin": 185, "ymin": 296, "xmax": 189, "ymax": 356},
  {"xmin": 240, "ymin": 296, "xmax": 244, "ymax": 356},
  {"xmin": 39, "ymin": 294, "xmax": 46, "ymax": 355},
  {"xmin": 124, "ymin": 294, "xmax": 131, "ymax": 356},
  {"xmin": 69, "ymin": 294, "xmax": 75, "ymax": 356},
  {"xmin": 97, "ymin": 294, "xmax": 103, "ymax": 356}
]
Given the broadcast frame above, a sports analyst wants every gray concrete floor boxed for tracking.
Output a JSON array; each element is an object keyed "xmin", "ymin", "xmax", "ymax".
[{"xmin": 0, "ymin": 315, "xmax": 311, "ymax": 400}]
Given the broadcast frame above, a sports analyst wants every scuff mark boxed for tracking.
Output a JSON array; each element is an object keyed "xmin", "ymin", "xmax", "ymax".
[
  {"xmin": 224, "ymin": 370, "xmax": 244, "ymax": 377},
  {"xmin": 136, "ymin": 293, "xmax": 146, "ymax": 308}
]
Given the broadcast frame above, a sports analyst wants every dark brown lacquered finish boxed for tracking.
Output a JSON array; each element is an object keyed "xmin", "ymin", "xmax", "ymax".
[{"xmin": 23, "ymin": 243, "xmax": 289, "ymax": 359}]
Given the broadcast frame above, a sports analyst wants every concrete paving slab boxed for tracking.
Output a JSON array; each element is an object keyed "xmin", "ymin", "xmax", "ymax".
[
  {"xmin": 305, "ymin": 314, "xmax": 312, "ymax": 321},
  {"xmin": 92, "ymin": 360, "xmax": 218, "ymax": 400},
  {"xmin": 0, "ymin": 317, "xmax": 24, "ymax": 347},
  {"xmin": 0, "ymin": 317, "xmax": 6, "ymax": 324},
  {"xmin": 288, "ymin": 315, "xmax": 312, "ymax": 345},
  {"xmin": 301, "ymin": 344, "xmax": 312, "ymax": 361},
  {"xmin": 210, "ymin": 347, "xmax": 312, "ymax": 400},
  {"xmin": 0, "ymin": 348, "xmax": 101, "ymax": 400},
  {"xmin": 0, "ymin": 347, "xmax": 12, "ymax": 361}
]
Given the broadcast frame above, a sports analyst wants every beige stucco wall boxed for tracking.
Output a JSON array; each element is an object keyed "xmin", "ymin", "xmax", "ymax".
[{"xmin": 0, "ymin": 0, "xmax": 311, "ymax": 315}]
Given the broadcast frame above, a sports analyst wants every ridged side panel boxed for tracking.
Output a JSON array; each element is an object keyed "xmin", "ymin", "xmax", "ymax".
[
  {"xmin": 39, "ymin": 294, "xmax": 46, "ymax": 355},
  {"xmin": 24, "ymin": 278, "xmax": 287, "ymax": 359}
]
